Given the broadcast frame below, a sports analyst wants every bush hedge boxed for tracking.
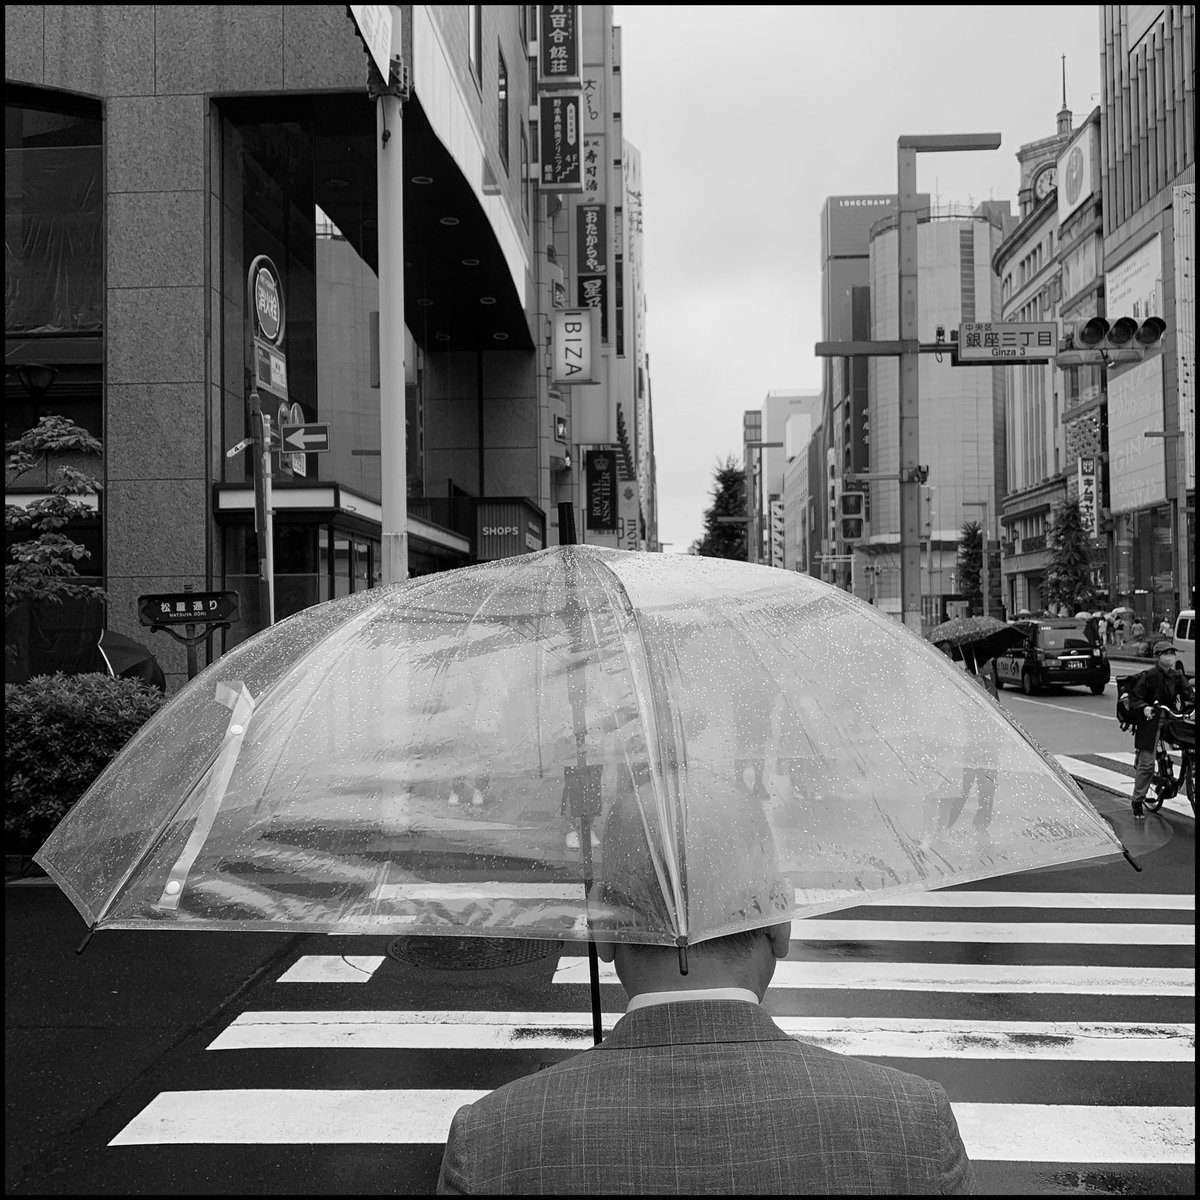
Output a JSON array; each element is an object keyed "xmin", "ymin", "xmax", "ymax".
[{"xmin": 5, "ymin": 672, "xmax": 166, "ymax": 851}]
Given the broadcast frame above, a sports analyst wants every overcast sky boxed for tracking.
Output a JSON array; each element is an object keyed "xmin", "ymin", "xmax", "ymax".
[{"xmin": 611, "ymin": 5, "xmax": 1102, "ymax": 552}]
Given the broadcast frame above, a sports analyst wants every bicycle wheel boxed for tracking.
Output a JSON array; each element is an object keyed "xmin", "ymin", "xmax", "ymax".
[
  {"xmin": 1185, "ymin": 754, "xmax": 1195, "ymax": 813},
  {"xmin": 1144, "ymin": 752, "xmax": 1169, "ymax": 811}
]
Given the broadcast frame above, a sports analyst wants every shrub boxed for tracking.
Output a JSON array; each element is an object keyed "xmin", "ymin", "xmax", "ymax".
[{"xmin": 5, "ymin": 672, "xmax": 166, "ymax": 851}]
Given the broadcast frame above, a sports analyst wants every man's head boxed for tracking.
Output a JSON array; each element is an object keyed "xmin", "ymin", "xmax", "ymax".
[
  {"xmin": 593, "ymin": 769, "xmax": 793, "ymax": 1002},
  {"xmin": 597, "ymin": 923, "xmax": 792, "ymax": 1001},
  {"xmin": 1154, "ymin": 640, "xmax": 1178, "ymax": 670}
]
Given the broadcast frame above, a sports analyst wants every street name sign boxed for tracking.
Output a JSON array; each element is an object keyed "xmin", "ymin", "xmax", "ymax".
[
  {"xmin": 139, "ymin": 590, "xmax": 239, "ymax": 627},
  {"xmin": 957, "ymin": 321, "xmax": 1058, "ymax": 363},
  {"xmin": 280, "ymin": 423, "xmax": 330, "ymax": 453}
]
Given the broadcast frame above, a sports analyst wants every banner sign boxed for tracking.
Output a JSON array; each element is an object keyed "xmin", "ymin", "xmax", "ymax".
[
  {"xmin": 1077, "ymin": 456, "xmax": 1098, "ymax": 540},
  {"xmin": 586, "ymin": 449, "xmax": 617, "ymax": 531},
  {"xmin": 583, "ymin": 135, "xmax": 603, "ymax": 197},
  {"xmin": 551, "ymin": 308, "xmax": 600, "ymax": 383},
  {"xmin": 539, "ymin": 93, "xmax": 582, "ymax": 191},
  {"xmin": 577, "ymin": 275, "xmax": 608, "ymax": 342},
  {"xmin": 538, "ymin": 5, "xmax": 580, "ymax": 86},
  {"xmin": 576, "ymin": 204, "xmax": 607, "ymax": 274}
]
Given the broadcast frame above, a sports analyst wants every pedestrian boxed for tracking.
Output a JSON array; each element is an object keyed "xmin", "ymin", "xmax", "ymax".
[
  {"xmin": 1097, "ymin": 613, "xmax": 1109, "ymax": 646},
  {"xmin": 1158, "ymin": 615, "xmax": 1173, "ymax": 639},
  {"xmin": 437, "ymin": 801, "xmax": 977, "ymax": 1195},
  {"xmin": 1125, "ymin": 641, "xmax": 1193, "ymax": 820},
  {"xmin": 1130, "ymin": 616, "xmax": 1146, "ymax": 643},
  {"xmin": 1114, "ymin": 615, "xmax": 1125, "ymax": 648},
  {"xmin": 1083, "ymin": 613, "xmax": 1099, "ymax": 645}
]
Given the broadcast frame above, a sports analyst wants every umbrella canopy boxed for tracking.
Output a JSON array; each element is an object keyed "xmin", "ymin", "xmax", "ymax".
[
  {"xmin": 98, "ymin": 630, "xmax": 166, "ymax": 691},
  {"xmin": 36, "ymin": 548, "xmax": 1123, "ymax": 948},
  {"xmin": 926, "ymin": 615, "xmax": 1025, "ymax": 667}
]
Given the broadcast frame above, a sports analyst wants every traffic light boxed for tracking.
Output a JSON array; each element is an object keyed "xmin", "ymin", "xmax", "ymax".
[
  {"xmin": 1057, "ymin": 316, "xmax": 1167, "ymax": 366},
  {"xmin": 920, "ymin": 486, "xmax": 933, "ymax": 538},
  {"xmin": 838, "ymin": 490, "xmax": 866, "ymax": 544}
]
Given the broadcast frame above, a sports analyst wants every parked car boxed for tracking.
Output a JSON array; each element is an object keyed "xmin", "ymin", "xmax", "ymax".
[
  {"xmin": 994, "ymin": 620, "xmax": 1111, "ymax": 695},
  {"xmin": 1173, "ymin": 609, "xmax": 1195, "ymax": 677}
]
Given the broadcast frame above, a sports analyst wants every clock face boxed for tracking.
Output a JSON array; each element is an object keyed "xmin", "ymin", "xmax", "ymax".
[{"xmin": 1034, "ymin": 167, "xmax": 1057, "ymax": 200}]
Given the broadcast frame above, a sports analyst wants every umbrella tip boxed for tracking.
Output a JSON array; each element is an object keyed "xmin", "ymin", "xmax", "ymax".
[{"xmin": 676, "ymin": 937, "xmax": 688, "ymax": 976}]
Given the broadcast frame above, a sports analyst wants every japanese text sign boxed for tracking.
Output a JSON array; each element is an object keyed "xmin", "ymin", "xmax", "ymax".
[
  {"xmin": 957, "ymin": 322, "xmax": 1058, "ymax": 363},
  {"xmin": 539, "ymin": 93, "xmax": 583, "ymax": 191},
  {"xmin": 538, "ymin": 5, "xmax": 580, "ymax": 85}
]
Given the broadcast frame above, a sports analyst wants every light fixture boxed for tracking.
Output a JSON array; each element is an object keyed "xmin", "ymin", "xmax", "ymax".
[
  {"xmin": 416, "ymin": 297, "xmax": 434, "ymax": 306},
  {"xmin": 16, "ymin": 363, "xmax": 58, "ymax": 396},
  {"xmin": 435, "ymin": 332, "xmax": 451, "ymax": 342},
  {"xmin": 325, "ymin": 177, "xmax": 349, "ymax": 188},
  {"xmin": 493, "ymin": 332, "xmax": 509, "ymax": 341},
  {"xmin": 461, "ymin": 257, "xmax": 480, "ymax": 267},
  {"xmin": 410, "ymin": 175, "xmax": 434, "ymax": 185},
  {"xmin": 479, "ymin": 296, "xmax": 496, "ymax": 305},
  {"xmin": 439, "ymin": 216, "xmax": 460, "ymax": 226}
]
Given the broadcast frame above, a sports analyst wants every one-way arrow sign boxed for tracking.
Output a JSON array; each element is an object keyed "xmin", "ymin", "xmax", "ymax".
[{"xmin": 280, "ymin": 423, "xmax": 330, "ymax": 453}]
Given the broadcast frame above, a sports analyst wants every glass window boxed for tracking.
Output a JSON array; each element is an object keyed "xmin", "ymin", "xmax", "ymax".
[
  {"xmin": 5, "ymin": 89, "xmax": 103, "ymax": 336},
  {"xmin": 520, "ymin": 123, "xmax": 530, "ymax": 228},
  {"xmin": 498, "ymin": 48, "xmax": 509, "ymax": 171}
]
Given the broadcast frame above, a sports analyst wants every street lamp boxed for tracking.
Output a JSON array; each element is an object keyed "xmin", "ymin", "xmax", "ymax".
[{"xmin": 896, "ymin": 134, "xmax": 1001, "ymax": 633}]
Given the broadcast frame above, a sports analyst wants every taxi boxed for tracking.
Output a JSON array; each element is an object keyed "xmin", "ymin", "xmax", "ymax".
[{"xmin": 994, "ymin": 619, "xmax": 1110, "ymax": 695}]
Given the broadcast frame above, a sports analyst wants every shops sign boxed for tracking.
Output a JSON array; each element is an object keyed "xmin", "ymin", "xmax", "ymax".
[
  {"xmin": 1077, "ymin": 456, "xmax": 1099, "ymax": 540},
  {"xmin": 253, "ymin": 261, "xmax": 284, "ymax": 343}
]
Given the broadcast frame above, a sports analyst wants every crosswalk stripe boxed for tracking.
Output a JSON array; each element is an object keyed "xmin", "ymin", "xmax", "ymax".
[
  {"xmin": 208, "ymin": 1011, "xmax": 1196, "ymax": 1061},
  {"xmin": 107, "ymin": 1090, "xmax": 1195, "ymax": 1163},
  {"xmin": 552, "ymin": 958, "xmax": 1195, "ymax": 994},
  {"xmin": 784, "ymin": 920, "xmax": 1193, "ymax": 944},
  {"xmin": 1056, "ymin": 754, "xmax": 1141, "ymax": 792},
  {"xmin": 277, "ymin": 956, "xmax": 385, "ymax": 983}
]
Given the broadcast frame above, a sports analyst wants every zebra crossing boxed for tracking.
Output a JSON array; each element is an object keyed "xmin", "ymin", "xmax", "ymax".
[
  {"xmin": 107, "ymin": 879, "xmax": 1196, "ymax": 1190},
  {"xmin": 1056, "ymin": 751, "xmax": 1194, "ymax": 817}
]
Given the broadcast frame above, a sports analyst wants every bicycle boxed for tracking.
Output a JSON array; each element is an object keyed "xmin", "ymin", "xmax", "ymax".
[{"xmin": 1143, "ymin": 704, "xmax": 1196, "ymax": 814}]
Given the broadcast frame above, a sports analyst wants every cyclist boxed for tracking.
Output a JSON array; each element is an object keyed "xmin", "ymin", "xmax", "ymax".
[{"xmin": 1126, "ymin": 640, "xmax": 1194, "ymax": 819}]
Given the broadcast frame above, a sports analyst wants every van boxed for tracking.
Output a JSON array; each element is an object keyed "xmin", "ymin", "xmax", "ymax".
[{"xmin": 1174, "ymin": 609, "xmax": 1195, "ymax": 677}]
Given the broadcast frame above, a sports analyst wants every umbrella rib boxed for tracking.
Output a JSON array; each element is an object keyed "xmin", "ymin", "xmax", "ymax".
[{"xmin": 586, "ymin": 556, "xmax": 689, "ymax": 944}]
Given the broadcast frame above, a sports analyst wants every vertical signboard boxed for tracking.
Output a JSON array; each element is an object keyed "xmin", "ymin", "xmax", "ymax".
[
  {"xmin": 1077, "ymin": 457, "xmax": 1098, "ymax": 540},
  {"xmin": 1172, "ymin": 184, "xmax": 1195, "ymax": 492},
  {"xmin": 1108, "ymin": 356, "xmax": 1166, "ymax": 514},
  {"xmin": 551, "ymin": 308, "xmax": 599, "ymax": 383},
  {"xmin": 575, "ymin": 204, "xmax": 606, "ymax": 274},
  {"xmin": 586, "ymin": 449, "xmax": 617, "ymax": 531},
  {"xmin": 539, "ymin": 93, "xmax": 583, "ymax": 191},
  {"xmin": 538, "ymin": 5, "xmax": 580, "ymax": 85}
]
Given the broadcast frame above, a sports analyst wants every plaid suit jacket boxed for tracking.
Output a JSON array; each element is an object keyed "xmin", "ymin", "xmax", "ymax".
[{"xmin": 437, "ymin": 999, "xmax": 976, "ymax": 1194}]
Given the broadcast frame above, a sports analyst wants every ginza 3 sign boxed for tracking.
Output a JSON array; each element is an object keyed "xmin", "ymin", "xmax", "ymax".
[{"xmin": 552, "ymin": 308, "xmax": 600, "ymax": 383}]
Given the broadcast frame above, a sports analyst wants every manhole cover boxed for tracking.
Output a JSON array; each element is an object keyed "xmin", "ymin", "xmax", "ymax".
[{"xmin": 387, "ymin": 936, "xmax": 564, "ymax": 970}]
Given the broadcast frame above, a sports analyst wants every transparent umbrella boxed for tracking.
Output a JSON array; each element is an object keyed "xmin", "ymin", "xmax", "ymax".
[{"xmin": 37, "ymin": 548, "xmax": 1127, "ymax": 967}]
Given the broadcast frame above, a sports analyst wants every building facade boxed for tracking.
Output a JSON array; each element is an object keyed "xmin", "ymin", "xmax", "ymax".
[
  {"xmin": 1098, "ymin": 4, "xmax": 1195, "ymax": 626},
  {"xmin": 993, "ymin": 101, "xmax": 1076, "ymax": 615},
  {"xmin": 5, "ymin": 5, "xmax": 657, "ymax": 688}
]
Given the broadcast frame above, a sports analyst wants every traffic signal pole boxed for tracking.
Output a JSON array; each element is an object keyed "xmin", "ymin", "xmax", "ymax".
[{"xmin": 248, "ymin": 389, "xmax": 275, "ymax": 626}]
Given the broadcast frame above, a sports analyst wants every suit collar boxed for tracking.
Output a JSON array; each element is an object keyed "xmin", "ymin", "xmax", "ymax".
[{"xmin": 599, "ymin": 999, "xmax": 794, "ymax": 1050}]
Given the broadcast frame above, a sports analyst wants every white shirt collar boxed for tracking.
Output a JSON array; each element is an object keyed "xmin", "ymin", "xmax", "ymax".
[{"xmin": 626, "ymin": 987, "xmax": 760, "ymax": 1013}]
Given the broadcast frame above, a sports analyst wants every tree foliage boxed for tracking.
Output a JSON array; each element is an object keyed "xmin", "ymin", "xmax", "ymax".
[
  {"xmin": 5, "ymin": 415, "xmax": 105, "ymax": 616},
  {"xmin": 1045, "ymin": 499, "xmax": 1096, "ymax": 613},
  {"xmin": 957, "ymin": 521, "xmax": 982, "ymax": 612},
  {"xmin": 692, "ymin": 456, "xmax": 746, "ymax": 560}
]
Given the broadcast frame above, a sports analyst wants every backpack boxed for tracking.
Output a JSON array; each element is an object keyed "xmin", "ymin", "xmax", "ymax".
[{"xmin": 1115, "ymin": 675, "xmax": 1138, "ymax": 732}]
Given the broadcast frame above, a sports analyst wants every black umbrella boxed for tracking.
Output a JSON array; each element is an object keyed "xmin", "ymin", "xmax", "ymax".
[
  {"xmin": 927, "ymin": 615, "xmax": 1025, "ymax": 672},
  {"xmin": 97, "ymin": 630, "xmax": 166, "ymax": 691}
]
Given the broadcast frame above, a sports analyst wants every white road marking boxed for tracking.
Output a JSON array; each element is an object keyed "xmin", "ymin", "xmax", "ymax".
[
  {"xmin": 552, "ymin": 958, "xmax": 1195, "ymax": 995},
  {"xmin": 108, "ymin": 1091, "xmax": 1195, "ymax": 1163},
  {"xmin": 208, "ymin": 1011, "xmax": 1196, "ymax": 1061},
  {"xmin": 276, "ymin": 956, "xmax": 385, "ymax": 983},
  {"xmin": 1004, "ymin": 693, "xmax": 1119, "ymax": 721},
  {"xmin": 953, "ymin": 1103, "xmax": 1194, "ymax": 1165},
  {"xmin": 1056, "ymin": 755, "xmax": 1142, "ymax": 792},
  {"xmin": 785, "ymin": 919, "xmax": 1193, "ymax": 945}
]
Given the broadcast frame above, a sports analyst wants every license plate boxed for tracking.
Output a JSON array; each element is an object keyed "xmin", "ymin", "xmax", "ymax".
[{"xmin": 1065, "ymin": 659, "xmax": 1084, "ymax": 669}]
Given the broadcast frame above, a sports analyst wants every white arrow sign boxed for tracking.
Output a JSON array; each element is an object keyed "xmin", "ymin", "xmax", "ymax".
[{"xmin": 280, "ymin": 423, "xmax": 330, "ymax": 453}]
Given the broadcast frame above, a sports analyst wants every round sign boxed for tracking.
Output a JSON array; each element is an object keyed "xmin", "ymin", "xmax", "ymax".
[{"xmin": 254, "ymin": 265, "xmax": 282, "ymax": 342}]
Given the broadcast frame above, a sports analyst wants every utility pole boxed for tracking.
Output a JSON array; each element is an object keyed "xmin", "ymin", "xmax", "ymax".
[{"xmin": 373, "ymin": 12, "xmax": 408, "ymax": 584}]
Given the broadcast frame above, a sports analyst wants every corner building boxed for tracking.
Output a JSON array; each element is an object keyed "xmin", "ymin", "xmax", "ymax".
[{"xmin": 5, "ymin": 5, "xmax": 656, "ymax": 689}]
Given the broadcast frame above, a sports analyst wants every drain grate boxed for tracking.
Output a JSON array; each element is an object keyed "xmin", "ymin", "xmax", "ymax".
[{"xmin": 387, "ymin": 935, "xmax": 564, "ymax": 971}]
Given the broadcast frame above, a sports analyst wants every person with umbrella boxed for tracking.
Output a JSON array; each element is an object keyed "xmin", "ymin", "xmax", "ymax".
[{"xmin": 436, "ymin": 795, "xmax": 976, "ymax": 1196}]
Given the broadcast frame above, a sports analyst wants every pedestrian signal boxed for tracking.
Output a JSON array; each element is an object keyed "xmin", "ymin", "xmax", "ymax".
[{"xmin": 838, "ymin": 491, "xmax": 866, "ymax": 544}]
